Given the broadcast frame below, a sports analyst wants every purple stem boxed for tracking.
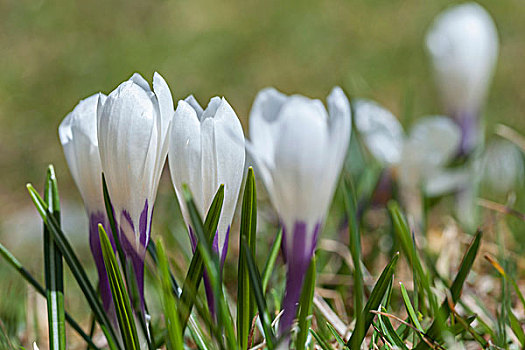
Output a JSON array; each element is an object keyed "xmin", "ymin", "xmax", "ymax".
[
  {"xmin": 454, "ymin": 110, "xmax": 479, "ymax": 156},
  {"xmin": 279, "ymin": 221, "xmax": 320, "ymax": 335},
  {"xmin": 119, "ymin": 201, "xmax": 150, "ymax": 312},
  {"xmin": 189, "ymin": 226, "xmax": 230, "ymax": 319},
  {"xmin": 88, "ymin": 212, "xmax": 117, "ymax": 322}
]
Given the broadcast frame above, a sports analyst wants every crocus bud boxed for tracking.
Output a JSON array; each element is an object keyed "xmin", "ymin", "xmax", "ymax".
[
  {"xmin": 248, "ymin": 87, "xmax": 351, "ymax": 334},
  {"xmin": 169, "ymin": 95, "xmax": 245, "ymax": 315},
  {"xmin": 59, "ymin": 94, "xmax": 116, "ymax": 314},
  {"xmin": 426, "ymin": 3, "xmax": 499, "ymax": 153},
  {"xmin": 97, "ymin": 72, "xmax": 174, "ymax": 308}
]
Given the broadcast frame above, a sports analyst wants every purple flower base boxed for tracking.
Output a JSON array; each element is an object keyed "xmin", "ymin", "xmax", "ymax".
[
  {"xmin": 189, "ymin": 226, "xmax": 230, "ymax": 318},
  {"xmin": 454, "ymin": 110, "xmax": 479, "ymax": 156},
  {"xmin": 279, "ymin": 221, "xmax": 320, "ymax": 335},
  {"xmin": 88, "ymin": 212, "xmax": 116, "ymax": 318},
  {"xmin": 119, "ymin": 201, "xmax": 150, "ymax": 312}
]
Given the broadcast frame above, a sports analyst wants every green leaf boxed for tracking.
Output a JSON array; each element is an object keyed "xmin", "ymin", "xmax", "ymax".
[
  {"xmin": 156, "ymin": 239, "xmax": 184, "ymax": 350},
  {"xmin": 237, "ymin": 167, "xmax": 257, "ymax": 349},
  {"xmin": 347, "ymin": 252, "xmax": 399, "ymax": 348},
  {"xmin": 296, "ymin": 256, "xmax": 316, "ymax": 350},
  {"xmin": 326, "ymin": 322, "xmax": 346, "ymax": 348},
  {"xmin": 343, "ymin": 176, "xmax": 364, "ymax": 319},
  {"xmin": 309, "ymin": 329, "xmax": 334, "ymax": 350},
  {"xmin": 43, "ymin": 165, "xmax": 66, "ymax": 350},
  {"xmin": 26, "ymin": 183, "xmax": 120, "ymax": 348},
  {"xmin": 261, "ymin": 228, "xmax": 282, "ymax": 294},
  {"xmin": 399, "ymin": 282, "xmax": 423, "ymax": 332},
  {"xmin": 182, "ymin": 185, "xmax": 237, "ymax": 349},
  {"xmin": 99, "ymin": 225, "xmax": 140, "ymax": 350},
  {"xmin": 378, "ymin": 307, "xmax": 408, "ymax": 350},
  {"xmin": 241, "ymin": 236, "xmax": 276, "ymax": 349},
  {"xmin": 0, "ymin": 243, "xmax": 100, "ymax": 350},
  {"xmin": 414, "ymin": 230, "xmax": 482, "ymax": 349},
  {"xmin": 179, "ymin": 185, "xmax": 224, "ymax": 331}
]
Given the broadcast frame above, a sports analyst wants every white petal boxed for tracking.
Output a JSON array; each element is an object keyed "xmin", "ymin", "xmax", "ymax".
[
  {"xmin": 327, "ymin": 87, "xmax": 352, "ymax": 171},
  {"xmin": 59, "ymin": 94, "xmax": 106, "ymax": 212},
  {"xmin": 184, "ymin": 95, "xmax": 204, "ymax": 119},
  {"xmin": 201, "ymin": 98, "xmax": 245, "ymax": 254},
  {"xmin": 426, "ymin": 3, "xmax": 499, "ymax": 114},
  {"xmin": 481, "ymin": 139, "xmax": 524, "ymax": 194},
  {"xmin": 129, "ymin": 73, "xmax": 151, "ymax": 92},
  {"xmin": 398, "ymin": 116, "xmax": 461, "ymax": 187},
  {"xmin": 98, "ymin": 80, "xmax": 156, "ymax": 242},
  {"xmin": 353, "ymin": 98, "xmax": 404, "ymax": 165},
  {"xmin": 248, "ymin": 87, "xmax": 287, "ymax": 168},
  {"xmin": 271, "ymin": 97, "xmax": 330, "ymax": 230},
  {"xmin": 169, "ymin": 100, "xmax": 203, "ymax": 224}
]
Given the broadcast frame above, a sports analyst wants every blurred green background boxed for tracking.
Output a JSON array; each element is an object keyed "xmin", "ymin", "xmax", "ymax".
[
  {"xmin": 0, "ymin": 0, "xmax": 524, "ymax": 346},
  {"xmin": 1, "ymin": 0, "xmax": 524, "ymax": 213}
]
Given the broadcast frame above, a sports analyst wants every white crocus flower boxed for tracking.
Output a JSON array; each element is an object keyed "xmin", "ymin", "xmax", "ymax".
[
  {"xmin": 354, "ymin": 100, "xmax": 461, "ymax": 227},
  {"xmin": 426, "ymin": 2, "xmax": 499, "ymax": 153},
  {"xmin": 248, "ymin": 87, "xmax": 351, "ymax": 334},
  {"xmin": 97, "ymin": 72, "xmax": 174, "ymax": 308},
  {"xmin": 59, "ymin": 94, "xmax": 116, "ymax": 314},
  {"xmin": 169, "ymin": 95, "xmax": 245, "ymax": 263}
]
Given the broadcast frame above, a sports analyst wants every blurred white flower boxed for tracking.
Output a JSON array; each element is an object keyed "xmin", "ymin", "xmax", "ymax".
[
  {"xmin": 353, "ymin": 98, "xmax": 404, "ymax": 166},
  {"xmin": 169, "ymin": 95, "xmax": 245, "ymax": 262},
  {"xmin": 480, "ymin": 138, "xmax": 524, "ymax": 194},
  {"xmin": 426, "ymin": 2, "xmax": 499, "ymax": 152},
  {"xmin": 97, "ymin": 72, "xmax": 174, "ymax": 307},
  {"xmin": 248, "ymin": 87, "xmax": 351, "ymax": 333},
  {"xmin": 353, "ymin": 99, "xmax": 461, "ymax": 193}
]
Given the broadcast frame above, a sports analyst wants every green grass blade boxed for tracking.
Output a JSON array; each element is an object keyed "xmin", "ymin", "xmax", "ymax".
[
  {"xmin": 261, "ymin": 228, "xmax": 282, "ymax": 294},
  {"xmin": 43, "ymin": 165, "xmax": 66, "ymax": 350},
  {"xmin": 237, "ymin": 167, "xmax": 257, "ymax": 349},
  {"xmin": 326, "ymin": 323, "xmax": 346, "ymax": 348},
  {"xmin": 0, "ymin": 242, "xmax": 100, "ymax": 350},
  {"xmin": 415, "ymin": 230, "xmax": 482, "ymax": 349},
  {"xmin": 182, "ymin": 185, "xmax": 237, "ymax": 350},
  {"xmin": 309, "ymin": 329, "xmax": 334, "ymax": 350},
  {"xmin": 156, "ymin": 239, "xmax": 184, "ymax": 350},
  {"xmin": 399, "ymin": 282, "xmax": 424, "ymax": 332},
  {"xmin": 347, "ymin": 252, "xmax": 399, "ymax": 348},
  {"xmin": 179, "ymin": 185, "xmax": 224, "ymax": 331},
  {"xmin": 296, "ymin": 256, "xmax": 316, "ymax": 350},
  {"xmin": 241, "ymin": 236, "xmax": 276, "ymax": 349},
  {"xmin": 99, "ymin": 225, "xmax": 140, "ymax": 350},
  {"xmin": 343, "ymin": 176, "xmax": 364, "ymax": 319},
  {"xmin": 378, "ymin": 307, "xmax": 408, "ymax": 350},
  {"xmin": 26, "ymin": 183, "xmax": 120, "ymax": 348}
]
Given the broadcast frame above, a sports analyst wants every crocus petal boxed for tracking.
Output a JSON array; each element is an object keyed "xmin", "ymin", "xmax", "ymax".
[
  {"xmin": 353, "ymin": 98, "xmax": 404, "ymax": 165},
  {"xmin": 426, "ymin": 3, "xmax": 499, "ymax": 116},
  {"xmin": 169, "ymin": 95, "xmax": 245, "ymax": 260},
  {"xmin": 59, "ymin": 93, "xmax": 117, "ymax": 318},
  {"xmin": 480, "ymin": 139, "xmax": 524, "ymax": 194},
  {"xmin": 169, "ymin": 100, "xmax": 204, "ymax": 220},
  {"xmin": 59, "ymin": 94, "xmax": 106, "ymax": 212},
  {"xmin": 398, "ymin": 116, "xmax": 461, "ymax": 187}
]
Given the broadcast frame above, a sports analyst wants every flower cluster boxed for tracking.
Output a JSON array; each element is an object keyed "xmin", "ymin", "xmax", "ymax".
[{"xmin": 59, "ymin": 73, "xmax": 351, "ymax": 333}]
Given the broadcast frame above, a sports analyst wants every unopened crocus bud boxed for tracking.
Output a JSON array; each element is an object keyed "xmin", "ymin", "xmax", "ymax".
[
  {"xmin": 168, "ymin": 95, "xmax": 245, "ymax": 315},
  {"xmin": 97, "ymin": 72, "xmax": 174, "ymax": 309},
  {"xmin": 426, "ymin": 3, "xmax": 499, "ymax": 153},
  {"xmin": 248, "ymin": 87, "xmax": 351, "ymax": 334},
  {"xmin": 59, "ymin": 94, "xmax": 116, "ymax": 314}
]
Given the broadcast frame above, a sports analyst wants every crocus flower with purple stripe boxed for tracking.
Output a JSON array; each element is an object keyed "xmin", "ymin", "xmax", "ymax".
[
  {"xmin": 168, "ymin": 95, "xmax": 245, "ymax": 315},
  {"xmin": 58, "ymin": 94, "xmax": 117, "ymax": 317},
  {"xmin": 97, "ymin": 72, "xmax": 174, "ymax": 310},
  {"xmin": 247, "ymin": 87, "xmax": 351, "ymax": 334},
  {"xmin": 426, "ymin": 3, "xmax": 499, "ymax": 154}
]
